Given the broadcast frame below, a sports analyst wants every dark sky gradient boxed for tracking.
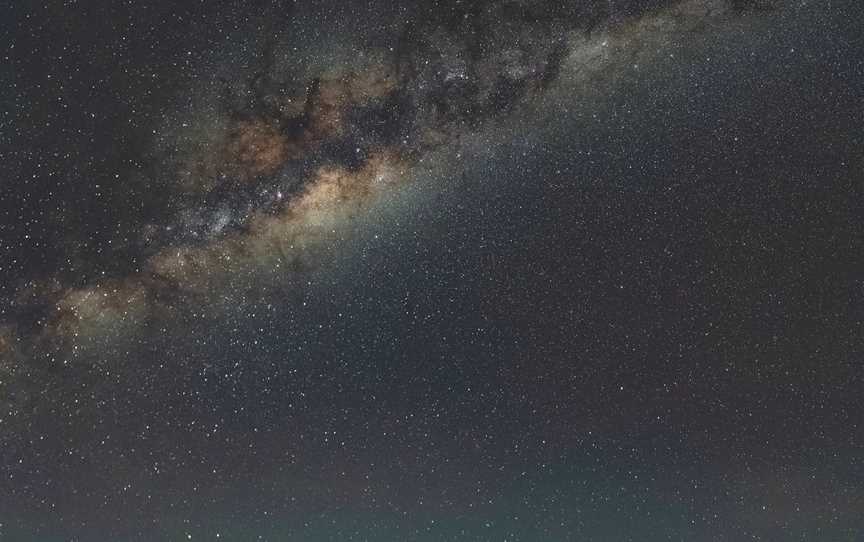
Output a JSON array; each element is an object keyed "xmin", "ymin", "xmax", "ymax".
[{"xmin": 2, "ymin": 1, "xmax": 864, "ymax": 540}]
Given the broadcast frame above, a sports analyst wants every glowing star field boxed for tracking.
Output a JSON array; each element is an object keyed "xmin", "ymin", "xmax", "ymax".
[{"xmin": 1, "ymin": 0, "xmax": 863, "ymax": 540}]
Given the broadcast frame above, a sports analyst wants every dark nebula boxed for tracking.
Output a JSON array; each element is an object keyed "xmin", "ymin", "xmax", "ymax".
[{"xmin": 1, "ymin": 0, "xmax": 863, "ymax": 540}]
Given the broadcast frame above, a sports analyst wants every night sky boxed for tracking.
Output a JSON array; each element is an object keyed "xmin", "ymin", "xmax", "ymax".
[{"xmin": 2, "ymin": 1, "xmax": 864, "ymax": 540}]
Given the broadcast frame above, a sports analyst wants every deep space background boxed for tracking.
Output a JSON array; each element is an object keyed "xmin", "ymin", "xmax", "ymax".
[{"xmin": 1, "ymin": 0, "xmax": 864, "ymax": 540}]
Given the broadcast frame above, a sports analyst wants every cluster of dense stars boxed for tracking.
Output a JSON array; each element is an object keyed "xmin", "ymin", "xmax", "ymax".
[{"xmin": 1, "ymin": 0, "xmax": 863, "ymax": 540}]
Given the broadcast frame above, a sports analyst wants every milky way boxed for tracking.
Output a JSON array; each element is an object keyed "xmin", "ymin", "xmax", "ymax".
[
  {"xmin": 2, "ymin": 0, "xmax": 864, "ymax": 539},
  {"xmin": 2, "ymin": 0, "xmax": 746, "ymax": 367}
]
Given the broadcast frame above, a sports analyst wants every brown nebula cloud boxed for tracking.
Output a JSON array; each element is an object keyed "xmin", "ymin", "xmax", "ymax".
[
  {"xmin": 225, "ymin": 118, "xmax": 299, "ymax": 179},
  {"xmin": 220, "ymin": 69, "xmax": 398, "ymax": 181}
]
